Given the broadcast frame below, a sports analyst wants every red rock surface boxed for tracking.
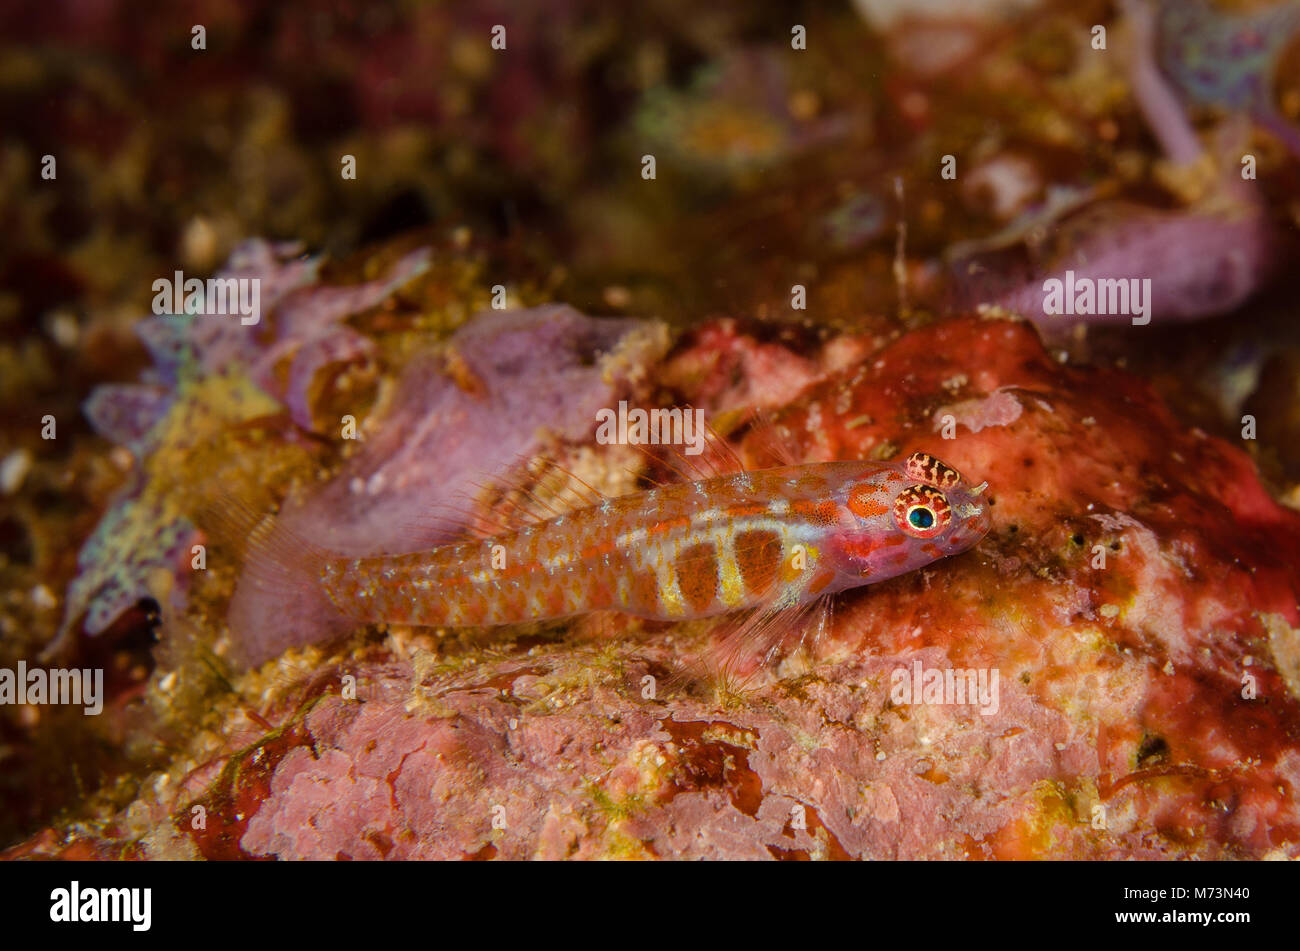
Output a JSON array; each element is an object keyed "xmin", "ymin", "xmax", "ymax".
[{"xmin": 12, "ymin": 312, "xmax": 1299, "ymax": 860}]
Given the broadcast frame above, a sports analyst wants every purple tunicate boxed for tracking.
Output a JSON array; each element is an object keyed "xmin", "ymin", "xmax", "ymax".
[
  {"xmin": 249, "ymin": 246, "xmax": 430, "ymax": 431},
  {"xmin": 960, "ymin": 199, "xmax": 1277, "ymax": 333}
]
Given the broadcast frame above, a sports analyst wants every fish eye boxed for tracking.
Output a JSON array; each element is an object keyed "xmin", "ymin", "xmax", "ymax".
[{"xmin": 893, "ymin": 485, "xmax": 951, "ymax": 538}]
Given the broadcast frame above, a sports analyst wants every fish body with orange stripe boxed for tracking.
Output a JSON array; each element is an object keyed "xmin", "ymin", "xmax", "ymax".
[{"xmin": 303, "ymin": 450, "xmax": 991, "ymax": 638}]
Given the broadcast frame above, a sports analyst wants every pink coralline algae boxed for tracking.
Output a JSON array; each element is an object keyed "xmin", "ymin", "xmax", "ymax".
[{"xmin": 233, "ymin": 648, "xmax": 1070, "ymax": 860}]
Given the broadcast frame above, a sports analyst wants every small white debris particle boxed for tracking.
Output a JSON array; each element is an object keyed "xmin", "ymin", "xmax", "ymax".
[
  {"xmin": 110, "ymin": 446, "xmax": 134, "ymax": 471},
  {"xmin": 1, "ymin": 449, "xmax": 32, "ymax": 494},
  {"xmin": 30, "ymin": 584, "xmax": 56, "ymax": 610},
  {"xmin": 46, "ymin": 310, "xmax": 80, "ymax": 348}
]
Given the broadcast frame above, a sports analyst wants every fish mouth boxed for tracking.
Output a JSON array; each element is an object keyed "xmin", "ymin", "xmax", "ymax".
[{"xmin": 952, "ymin": 481, "xmax": 991, "ymax": 529}]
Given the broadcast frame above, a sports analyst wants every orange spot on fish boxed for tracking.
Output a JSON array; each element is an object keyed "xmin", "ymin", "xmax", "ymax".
[
  {"xmin": 847, "ymin": 484, "xmax": 889, "ymax": 519},
  {"xmin": 735, "ymin": 530, "xmax": 782, "ymax": 597},
  {"xmin": 630, "ymin": 570, "xmax": 659, "ymax": 612},
  {"xmin": 675, "ymin": 542, "xmax": 719, "ymax": 612},
  {"xmin": 790, "ymin": 499, "xmax": 837, "ymax": 524}
]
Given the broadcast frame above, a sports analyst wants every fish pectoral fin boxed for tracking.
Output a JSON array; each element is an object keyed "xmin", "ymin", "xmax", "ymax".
[{"xmin": 667, "ymin": 594, "xmax": 834, "ymax": 697}]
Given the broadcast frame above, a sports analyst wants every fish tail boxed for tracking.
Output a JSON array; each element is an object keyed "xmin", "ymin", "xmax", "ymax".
[{"xmin": 198, "ymin": 494, "xmax": 357, "ymax": 670}]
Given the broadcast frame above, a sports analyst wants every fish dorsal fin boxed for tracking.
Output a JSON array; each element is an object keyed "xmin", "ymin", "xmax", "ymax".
[
  {"xmin": 397, "ymin": 452, "xmax": 611, "ymax": 549},
  {"xmin": 624, "ymin": 404, "xmax": 750, "ymax": 486},
  {"xmin": 466, "ymin": 454, "xmax": 608, "ymax": 535},
  {"xmin": 735, "ymin": 405, "xmax": 802, "ymax": 470}
]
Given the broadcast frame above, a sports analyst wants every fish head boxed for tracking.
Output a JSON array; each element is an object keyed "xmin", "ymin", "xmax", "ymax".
[{"xmin": 826, "ymin": 451, "xmax": 991, "ymax": 583}]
